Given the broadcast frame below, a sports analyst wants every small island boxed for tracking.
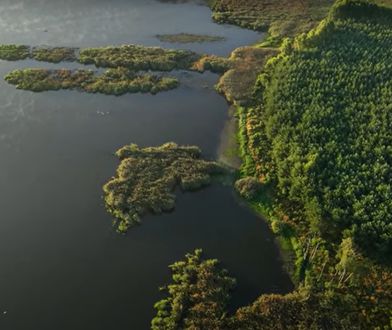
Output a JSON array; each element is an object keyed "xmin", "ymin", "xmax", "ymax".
[
  {"xmin": 103, "ymin": 143, "xmax": 224, "ymax": 232},
  {"xmin": 78, "ymin": 45, "xmax": 200, "ymax": 71},
  {"xmin": 5, "ymin": 67, "xmax": 179, "ymax": 95}
]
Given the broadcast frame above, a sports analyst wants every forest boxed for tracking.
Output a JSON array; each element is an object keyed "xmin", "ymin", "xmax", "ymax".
[{"xmin": 256, "ymin": 0, "xmax": 392, "ymax": 260}]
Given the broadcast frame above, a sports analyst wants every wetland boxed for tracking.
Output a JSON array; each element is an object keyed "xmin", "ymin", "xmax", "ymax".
[{"xmin": 0, "ymin": 1, "xmax": 292, "ymax": 329}]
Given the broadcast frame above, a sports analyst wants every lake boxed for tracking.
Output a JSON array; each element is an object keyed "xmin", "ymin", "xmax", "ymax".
[{"xmin": 0, "ymin": 1, "xmax": 293, "ymax": 329}]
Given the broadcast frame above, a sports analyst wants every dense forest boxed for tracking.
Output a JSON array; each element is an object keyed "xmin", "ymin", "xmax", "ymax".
[
  {"xmin": 152, "ymin": 1, "xmax": 392, "ymax": 328},
  {"xmin": 256, "ymin": 0, "xmax": 392, "ymax": 260}
]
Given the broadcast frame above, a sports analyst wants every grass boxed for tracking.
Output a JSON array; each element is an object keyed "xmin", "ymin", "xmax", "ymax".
[
  {"xmin": 103, "ymin": 143, "xmax": 224, "ymax": 232},
  {"xmin": 4, "ymin": 67, "xmax": 179, "ymax": 95}
]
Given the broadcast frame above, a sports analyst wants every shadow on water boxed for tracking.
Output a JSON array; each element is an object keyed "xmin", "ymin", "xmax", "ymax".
[{"xmin": 0, "ymin": 1, "xmax": 292, "ymax": 329}]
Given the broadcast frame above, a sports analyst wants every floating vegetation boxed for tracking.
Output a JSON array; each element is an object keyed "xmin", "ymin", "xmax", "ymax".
[
  {"xmin": 103, "ymin": 143, "xmax": 224, "ymax": 232},
  {"xmin": 156, "ymin": 33, "xmax": 225, "ymax": 43},
  {"xmin": 31, "ymin": 47, "xmax": 77, "ymax": 63},
  {"xmin": 0, "ymin": 44, "xmax": 30, "ymax": 61},
  {"xmin": 79, "ymin": 44, "xmax": 201, "ymax": 71},
  {"xmin": 4, "ymin": 67, "xmax": 179, "ymax": 95}
]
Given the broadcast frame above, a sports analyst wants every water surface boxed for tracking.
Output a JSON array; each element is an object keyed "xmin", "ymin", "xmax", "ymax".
[{"xmin": 0, "ymin": 1, "xmax": 293, "ymax": 329}]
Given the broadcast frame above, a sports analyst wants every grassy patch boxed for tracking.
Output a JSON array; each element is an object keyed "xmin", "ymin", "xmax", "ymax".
[
  {"xmin": 156, "ymin": 33, "xmax": 225, "ymax": 43},
  {"xmin": 0, "ymin": 44, "xmax": 30, "ymax": 61},
  {"xmin": 103, "ymin": 143, "xmax": 224, "ymax": 232},
  {"xmin": 4, "ymin": 67, "xmax": 179, "ymax": 95}
]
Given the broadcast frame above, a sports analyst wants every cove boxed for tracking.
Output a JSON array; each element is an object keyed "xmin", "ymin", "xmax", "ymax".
[{"xmin": 0, "ymin": 1, "xmax": 293, "ymax": 329}]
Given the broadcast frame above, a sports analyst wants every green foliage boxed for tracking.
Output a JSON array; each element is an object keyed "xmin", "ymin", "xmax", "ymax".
[
  {"xmin": 4, "ymin": 67, "xmax": 179, "ymax": 95},
  {"xmin": 230, "ymin": 288, "xmax": 358, "ymax": 329},
  {"xmin": 151, "ymin": 249, "xmax": 236, "ymax": 330},
  {"xmin": 255, "ymin": 0, "xmax": 392, "ymax": 259},
  {"xmin": 103, "ymin": 143, "xmax": 224, "ymax": 232},
  {"xmin": 79, "ymin": 45, "xmax": 200, "ymax": 71},
  {"xmin": 0, "ymin": 44, "xmax": 30, "ymax": 60}
]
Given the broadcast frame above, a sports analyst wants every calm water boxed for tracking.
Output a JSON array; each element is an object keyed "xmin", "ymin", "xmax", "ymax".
[{"xmin": 0, "ymin": 1, "xmax": 293, "ymax": 329}]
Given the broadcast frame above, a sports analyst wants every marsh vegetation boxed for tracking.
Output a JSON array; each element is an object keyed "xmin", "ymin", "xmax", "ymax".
[
  {"xmin": 5, "ymin": 67, "xmax": 179, "ymax": 95},
  {"xmin": 103, "ymin": 143, "xmax": 224, "ymax": 232},
  {"xmin": 31, "ymin": 47, "xmax": 77, "ymax": 63},
  {"xmin": 79, "ymin": 45, "xmax": 200, "ymax": 71},
  {"xmin": 0, "ymin": 44, "xmax": 30, "ymax": 61}
]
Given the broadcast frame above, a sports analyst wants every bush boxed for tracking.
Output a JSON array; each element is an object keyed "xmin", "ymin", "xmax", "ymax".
[{"xmin": 235, "ymin": 176, "xmax": 262, "ymax": 199}]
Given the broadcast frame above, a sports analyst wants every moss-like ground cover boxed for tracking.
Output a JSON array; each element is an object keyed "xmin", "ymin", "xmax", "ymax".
[
  {"xmin": 156, "ymin": 33, "xmax": 225, "ymax": 43},
  {"xmin": 4, "ymin": 67, "xmax": 179, "ymax": 95},
  {"xmin": 79, "ymin": 44, "xmax": 200, "ymax": 71},
  {"xmin": 103, "ymin": 143, "xmax": 224, "ymax": 232},
  {"xmin": 0, "ymin": 44, "xmax": 30, "ymax": 61}
]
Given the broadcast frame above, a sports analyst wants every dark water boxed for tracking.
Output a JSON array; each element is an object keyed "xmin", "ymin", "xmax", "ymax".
[{"xmin": 0, "ymin": 1, "xmax": 293, "ymax": 329}]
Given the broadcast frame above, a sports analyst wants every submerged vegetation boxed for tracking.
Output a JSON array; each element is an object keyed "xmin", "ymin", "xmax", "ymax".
[
  {"xmin": 103, "ymin": 143, "xmax": 224, "ymax": 232},
  {"xmin": 156, "ymin": 33, "xmax": 225, "ymax": 43},
  {"xmin": 79, "ymin": 45, "xmax": 200, "ymax": 71},
  {"xmin": 4, "ymin": 68, "xmax": 179, "ymax": 95}
]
